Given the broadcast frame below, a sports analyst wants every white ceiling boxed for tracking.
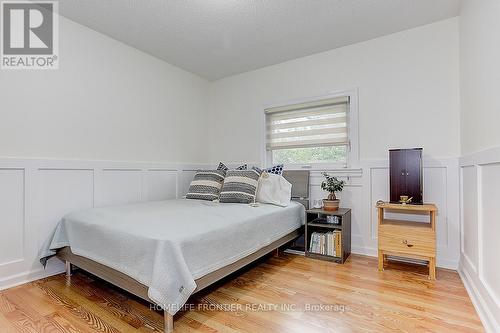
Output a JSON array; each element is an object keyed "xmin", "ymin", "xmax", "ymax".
[{"xmin": 59, "ymin": 0, "xmax": 461, "ymax": 81}]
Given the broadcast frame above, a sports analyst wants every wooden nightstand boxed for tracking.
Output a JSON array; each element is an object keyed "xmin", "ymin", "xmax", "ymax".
[
  {"xmin": 377, "ymin": 202, "xmax": 437, "ymax": 280},
  {"xmin": 305, "ymin": 208, "xmax": 351, "ymax": 264}
]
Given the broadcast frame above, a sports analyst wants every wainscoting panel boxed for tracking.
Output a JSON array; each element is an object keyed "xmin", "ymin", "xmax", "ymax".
[
  {"xmin": 363, "ymin": 159, "xmax": 458, "ymax": 268},
  {"xmin": 369, "ymin": 167, "xmax": 389, "ymax": 240},
  {"xmin": 144, "ymin": 170, "xmax": 177, "ymax": 201},
  {"xmin": 459, "ymin": 146, "xmax": 500, "ymax": 333},
  {"xmin": 461, "ymin": 165, "xmax": 478, "ymax": 272},
  {"xmin": 0, "ymin": 169, "xmax": 25, "ymax": 267},
  {"xmin": 423, "ymin": 167, "xmax": 448, "ymax": 247},
  {"xmin": 36, "ymin": 169, "xmax": 94, "ymax": 252},
  {"xmin": 97, "ymin": 169, "xmax": 143, "ymax": 207},
  {"xmin": 479, "ymin": 163, "xmax": 500, "ymax": 305}
]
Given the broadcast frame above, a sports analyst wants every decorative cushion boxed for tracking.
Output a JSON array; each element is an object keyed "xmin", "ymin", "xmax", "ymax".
[
  {"xmin": 217, "ymin": 162, "xmax": 228, "ymax": 171},
  {"xmin": 219, "ymin": 170, "xmax": 260, "ymax": 204},
  {"xmin": 186, "ymin": 170, "xmax": 226, "ymax": 201},
  {"xmin": 256, "ymin": 173, "xmax": 292, "ymax": 207},
  {"xmin": 217, "ymin": 162, "xmax": 247, "ymax": 171},
  {"xmin": 252, "ymin": 164, "xmax": 284, "ymax": 175}
]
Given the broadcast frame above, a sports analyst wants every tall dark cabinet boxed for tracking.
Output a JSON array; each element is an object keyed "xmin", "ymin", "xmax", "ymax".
[{"xmin": 389, "ymin": 148, "xmax": 423, "ymax": 203}]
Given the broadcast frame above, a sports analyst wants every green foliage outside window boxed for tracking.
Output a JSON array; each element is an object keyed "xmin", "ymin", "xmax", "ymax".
[{"xmin": 272, "ymin": 146, "xmax": 346, "ymax": 164}]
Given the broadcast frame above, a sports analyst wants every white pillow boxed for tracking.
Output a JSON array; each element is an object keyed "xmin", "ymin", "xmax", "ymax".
[{"xmin": 256, "ymin": 173, "xmax": 292, "ymax": 207}]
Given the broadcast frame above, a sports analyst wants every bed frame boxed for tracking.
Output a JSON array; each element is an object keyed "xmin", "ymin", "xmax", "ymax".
[{"xmin": 56, "ymin": 170, "xmax": 309, "ymax": 333}]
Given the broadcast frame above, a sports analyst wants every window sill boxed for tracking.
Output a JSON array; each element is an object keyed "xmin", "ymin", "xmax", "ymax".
[{"xmin": 282, "ymin": 164, "xmax": 363, "ymax": 176}]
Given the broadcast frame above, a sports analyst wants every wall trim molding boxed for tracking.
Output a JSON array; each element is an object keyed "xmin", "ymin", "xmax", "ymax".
[
  {"xmin": 0, "ymin": 157, "xmax": 202, "ymax": 291},
  {"xmin": 459, "ymin": 145, "xmax": 500, "ymax": 167},
  {"xmin": 0, "ymin": 156, "xmax": 461, "ymax": 293},
  {"xmin": 459, "ymin": 258, "xmax": 500, "ymax": 333},
  {"xmin": 0, "ymin": 156, "xmax": 208, "ymax": 170}
]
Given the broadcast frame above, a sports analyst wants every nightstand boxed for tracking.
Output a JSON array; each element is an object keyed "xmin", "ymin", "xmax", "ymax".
[
  {"xmin": 305, "ymin": 208, "xmax": 351, "ymax": 264},
  {"xmin": 377, "ymin": 202, "xmax": 437, "ymax": 280}
]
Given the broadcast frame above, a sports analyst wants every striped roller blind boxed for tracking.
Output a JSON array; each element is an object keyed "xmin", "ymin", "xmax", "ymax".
[{"xmin": 265, "ymin": 96, "xmax": 349, "ymax": 151}]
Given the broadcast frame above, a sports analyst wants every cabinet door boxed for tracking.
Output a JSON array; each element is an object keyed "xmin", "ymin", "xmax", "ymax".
[
  {"xmin": 405, "ymin": 149, "xmax": 423, "ymax": 203},
  {"xmin": 390, "ymin": 150, "xmax": 407, "ymax": 202}
]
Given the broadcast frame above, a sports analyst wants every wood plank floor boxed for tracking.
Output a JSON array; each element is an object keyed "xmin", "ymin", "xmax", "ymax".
[{"xmin": 0, "ymin": 254, "xmax": 483, "ymax": 332}]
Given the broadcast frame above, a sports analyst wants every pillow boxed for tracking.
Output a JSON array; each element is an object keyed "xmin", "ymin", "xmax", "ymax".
[
  {"xmin": 219, "ymin": 170, "xmax": 260, "ymax": 204},
  {"xmin": 256, "ymin": 173, "xmax": 292, "ymax": 207},
  {"xmin": 186, "ymin": 170, "xmax": 226, "ymax": 201},
  {"xmin": 252, "ymin": 164, "xmax": 284, "ymax": 175},
  {"xmin": 217, "ymin": 162, "xmax": 247, "ymax": 171}
]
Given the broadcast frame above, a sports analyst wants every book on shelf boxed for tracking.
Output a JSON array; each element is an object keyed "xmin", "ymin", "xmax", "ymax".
[{"xmin": 309, "ymin": 230, "xmax": 342, "ymax": 257}]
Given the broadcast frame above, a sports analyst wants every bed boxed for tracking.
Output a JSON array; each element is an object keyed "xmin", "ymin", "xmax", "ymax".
[{"xmin": 40, "ymin": 170, "xmax": 309, "ymax": 333}]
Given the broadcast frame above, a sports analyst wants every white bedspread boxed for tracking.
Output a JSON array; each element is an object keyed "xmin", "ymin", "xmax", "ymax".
[{"xmin": 40, "ymin": 199, "xmax": 305, "ymax": 315}]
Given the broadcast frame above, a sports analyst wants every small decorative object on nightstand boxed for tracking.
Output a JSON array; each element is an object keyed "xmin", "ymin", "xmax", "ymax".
[{"xmin": 305, "ymin": 208, "xmax": 351, "ymax": 264}]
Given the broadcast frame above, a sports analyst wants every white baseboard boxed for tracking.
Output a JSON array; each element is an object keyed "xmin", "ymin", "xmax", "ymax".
[
  {"xmin": 0, "ymin": 259, "xmax": 65, "ymax": 291},
  {"xmin": 436, "ymin": 258, "xmax": 459, "ymax": 270},
  {"xmin": 351, "ymin": 246, "xmax": 377, "ymax": 257},
  {"xmin": 459, "ymin": 261, "xmax": 500, "ymax": 333}
]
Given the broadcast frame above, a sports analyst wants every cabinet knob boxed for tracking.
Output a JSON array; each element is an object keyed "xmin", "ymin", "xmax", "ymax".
[{"xmin": 402, "ymin": 239, "xmax": 414, "ymax": 247}]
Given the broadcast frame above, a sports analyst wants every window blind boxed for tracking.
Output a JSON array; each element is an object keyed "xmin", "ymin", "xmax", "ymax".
[{"xmin": 265, "ymin": 96, "xmax": 349, "ymax": 151}]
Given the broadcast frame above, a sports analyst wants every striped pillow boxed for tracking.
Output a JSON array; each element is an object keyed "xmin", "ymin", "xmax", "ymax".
[
  {"xmin": 186, "ymin": 170, "xmax": 226, "ymax": 201},
  {"xmin": 219, "ymin": 170, "xmax": 260, "ymax": 204}
]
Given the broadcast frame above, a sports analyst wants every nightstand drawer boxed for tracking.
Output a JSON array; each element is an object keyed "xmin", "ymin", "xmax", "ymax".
[{"xmin": 379, "ymin": 231, "xmax": 435, "ymax": 257}]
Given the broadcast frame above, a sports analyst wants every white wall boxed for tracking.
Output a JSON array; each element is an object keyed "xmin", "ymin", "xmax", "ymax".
[
  {"xmin": 459, "ymin": 1, "xmax": 500, "ymax": 332},
  {"xmin": 460, "ymin": 0, "xmax": 500, "ymax": 156},
  {"xmin": 0, "ymin": 15, "xmax": 211, "ymax": 291},
  {"xmin": 0, "ymin": 16, "xmax": 210, "ymax": 163},
  {"xmin": 0, "ymin": 14, "xmax": 476, "ymax": 328},
  {"xmin": 208, "ymin": 18, "xmax": 460, "ymax": 163},
  {"xmin": 207, "ymin": 18, "xmax": 461, "ymax": 269}
]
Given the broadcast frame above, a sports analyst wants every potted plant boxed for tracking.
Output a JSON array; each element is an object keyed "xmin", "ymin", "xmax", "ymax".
[{"xmin": 320, "ymin": 172, "xmax": 345, "ymax": 211}]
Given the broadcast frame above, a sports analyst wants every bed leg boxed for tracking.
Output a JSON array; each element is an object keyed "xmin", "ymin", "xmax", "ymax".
[
  {"xmin": 164, "ymin": 311, "xmax": 173, "ymax": 333},
  {"xmin": 65, "ymin": 261, "xmax": 72, "ymax": 278}
]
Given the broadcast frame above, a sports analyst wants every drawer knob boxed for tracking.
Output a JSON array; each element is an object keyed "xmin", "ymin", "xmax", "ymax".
[{"xmin": 402, "ymin": 239, "xmax": 414, "ymax": 247}]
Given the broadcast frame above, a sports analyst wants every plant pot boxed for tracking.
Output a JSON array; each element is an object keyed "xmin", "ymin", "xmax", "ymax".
[{"xmin": 323, "ymin": 199, "xmax": 340, "ymax": 211}]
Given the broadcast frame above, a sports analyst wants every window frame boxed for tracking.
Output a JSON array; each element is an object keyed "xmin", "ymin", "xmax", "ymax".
[{"xmin": 261, "ymin": 88, "xmax": 359, "ymax": 170}]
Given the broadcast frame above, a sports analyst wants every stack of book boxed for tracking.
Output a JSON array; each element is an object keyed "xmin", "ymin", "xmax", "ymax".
[{"xmin": 309, "ymin": 230, "xmax": 342, "ymax": 257}]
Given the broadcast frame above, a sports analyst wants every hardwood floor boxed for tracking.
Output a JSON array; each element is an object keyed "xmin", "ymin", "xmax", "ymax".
[{"xmin": 0, "ymin": 254, "xmax": 483, "ymax": 332}]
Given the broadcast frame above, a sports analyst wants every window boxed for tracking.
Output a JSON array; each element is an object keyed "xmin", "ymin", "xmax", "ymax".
[{"xmin": 265, "ymin": 92, "xmax": 357, "ymax": 167}]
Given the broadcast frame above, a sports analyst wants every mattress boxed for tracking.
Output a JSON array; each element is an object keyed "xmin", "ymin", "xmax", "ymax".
[{"xmin": 40, "ymin": 199, "xmax": 305, "ymax": 315}]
